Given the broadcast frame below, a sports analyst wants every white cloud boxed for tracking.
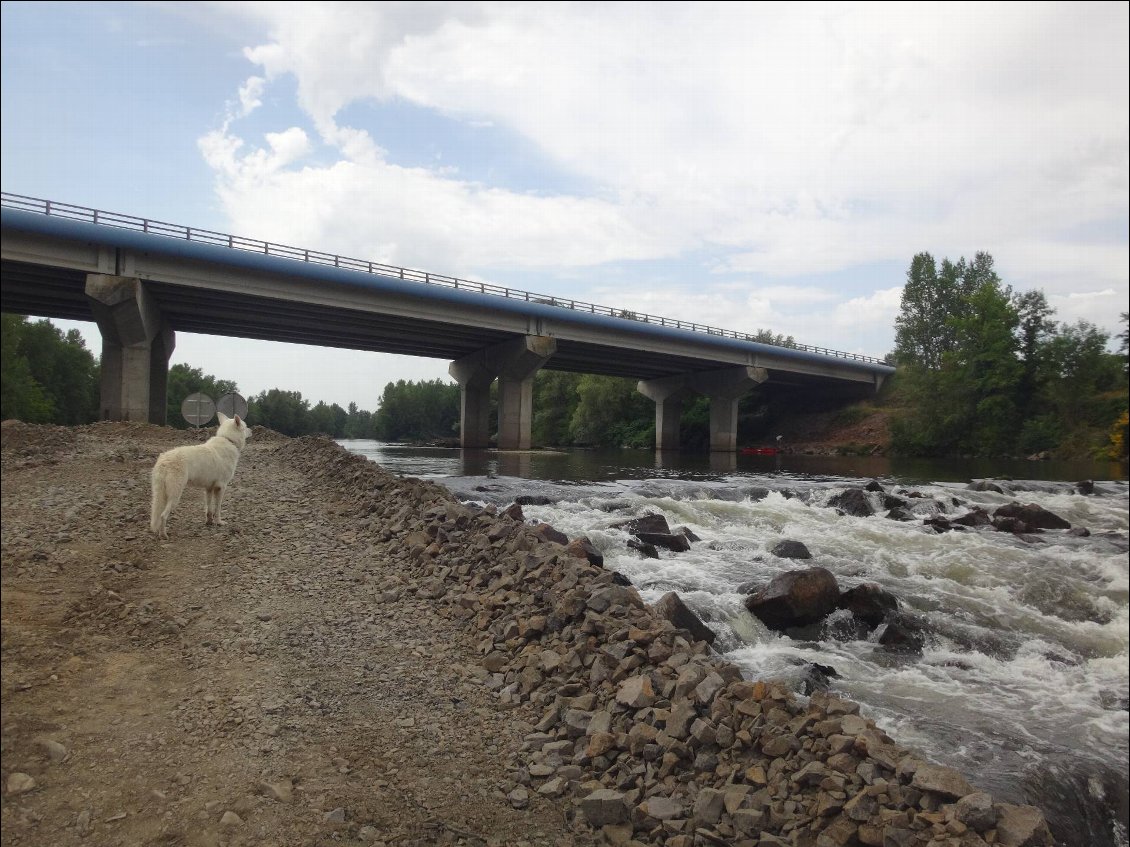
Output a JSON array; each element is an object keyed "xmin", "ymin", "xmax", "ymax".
[{"xmin": 193, "ymin": 1, "xmax": 1127, "ymax": 349}]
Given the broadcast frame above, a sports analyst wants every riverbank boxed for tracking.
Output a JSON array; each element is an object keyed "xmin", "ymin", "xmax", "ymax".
[{"xmin": 2, "ymin": 421, "xmax": 1054, "ymax": 846}]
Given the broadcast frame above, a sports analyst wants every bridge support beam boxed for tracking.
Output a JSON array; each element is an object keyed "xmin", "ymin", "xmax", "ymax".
[
  {"xmin": 637, "ymin": 375, "xmax": 695, "ymax": 452},
  {"xmin": 638, "ymin": 366, "xmax": 768, "ymax": 452},
  {"xmin": 449, "ymin": 335, "xmax": 557, "ymax": 450},
  {"xmin": 85, "ymin": 274, "xmax": 175, "ymax": 424}
]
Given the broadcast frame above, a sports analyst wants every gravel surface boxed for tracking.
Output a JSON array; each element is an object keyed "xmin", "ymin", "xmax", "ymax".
[{"xmin": 1, "ymin": 421, "xmax": 582, "ymax": 847}]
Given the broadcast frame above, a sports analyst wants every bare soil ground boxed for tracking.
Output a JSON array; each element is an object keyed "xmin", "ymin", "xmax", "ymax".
[{"xmin": 0, "ymin": 421, "xmax": 586, "ymax": 847}]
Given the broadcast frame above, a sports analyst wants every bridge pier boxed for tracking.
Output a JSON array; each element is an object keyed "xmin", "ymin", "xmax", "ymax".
[
  {"xmin": 638, "ymin": 366, "xmax": 768, "ymax": 452},
  {"xmin": 85, "ymin": 275, "xmax": 175, "ymax": 424},
  {"xmin": 449, "ymin": 335, "xmax": 556, "ymax": 450},
  {"xmin": 637, "ymin": 374, "xmax": 695, "ymax": 452}
]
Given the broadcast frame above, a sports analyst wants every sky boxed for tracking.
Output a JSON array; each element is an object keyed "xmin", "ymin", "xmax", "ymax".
[{"xmin": 2, "ymin": 1, "xmax": 1127, "ymax": 412}]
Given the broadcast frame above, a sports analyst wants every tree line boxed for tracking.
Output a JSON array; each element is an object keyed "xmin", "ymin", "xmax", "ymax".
[
  {"xmin": 890, "ymin": 252, "xmax": 1127, "ymax": 459},
  {"xmin": 2, "ymin": 257, "xmax": 1127, "ymax": 460}
]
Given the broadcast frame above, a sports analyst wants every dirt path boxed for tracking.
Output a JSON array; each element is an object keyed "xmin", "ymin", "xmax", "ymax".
[{"xmin": 1, "ymin": 422, "xmax": 582, "ymax": 847}]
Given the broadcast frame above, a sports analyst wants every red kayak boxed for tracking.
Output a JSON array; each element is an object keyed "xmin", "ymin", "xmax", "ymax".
[{"xmin": 740, "ymin": 447, "xmax": 779, "ymax": 456}]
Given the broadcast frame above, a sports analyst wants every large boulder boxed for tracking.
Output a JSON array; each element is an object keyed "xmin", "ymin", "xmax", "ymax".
[
  {"xmin": 770, "ymin": 540, "xmax": 812, "ymax": 560},
  {"xmin": 993, "ymin": 503, "xmax": 1070, "ymax": 530},
  {"xmin": 611, "ymin": 513, "xmax": 671, "ymax": 535},
  {"xmin": 877, "ymin": 612, "xmax": 926, "ymax": 654},
  {"xmin": 636, "ymin": 531, "xmax": 691, "ymax": 552},
  {"xmin": 652, "ymin": 591, "xmax": 716, "ymax": 645},
  {"xmin": 744, "ymin": 567, "xmax": 841, "ymax": 631},
  {"xmin": 838, "ymin": 583, "xmax": 898, "ymax": 629},
  {"xmin": 828, "ymin": 488, "xmax": 875, "ymax": 517}
]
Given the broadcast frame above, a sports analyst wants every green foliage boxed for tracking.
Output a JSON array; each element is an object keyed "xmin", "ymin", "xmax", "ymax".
[
  {"xmin": 532, "ymin": 371, "xmax": 583, "ymax": 446},
  {"xmin": 248, "ymin": 389, "xmax": 312, "ymax": 436},
  {"xmin": 371, "ymin": 379, "xmax": 459, "ymax": 442},
  {"xmin": 167, "ymin": 364, "xmax": 238, "ymax": 428},
  {"xmin": 1, "ymin": 314, "xmax": 98, "ymax": 424},
  {"xmin": 889, "ymin": 252, "xmax": 1127, "ymax": 458},
  {"xmin": 569, "ymin": 374, "xmax": 654, "ymax": 447}
]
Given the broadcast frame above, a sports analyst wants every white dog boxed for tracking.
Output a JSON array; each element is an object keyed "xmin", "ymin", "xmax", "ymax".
[{"xmin": 150, "ymin": 412, "xmax": 251, "ymax": 538}]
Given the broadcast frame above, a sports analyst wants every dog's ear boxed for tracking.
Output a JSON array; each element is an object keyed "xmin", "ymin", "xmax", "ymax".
[
  {"xmin": 217, "ymin": 411, "xmax": 229, "ymax": 424},
  {"xmin": 234, "ymin": 414, "xmax": 243, "ymax": 426}
]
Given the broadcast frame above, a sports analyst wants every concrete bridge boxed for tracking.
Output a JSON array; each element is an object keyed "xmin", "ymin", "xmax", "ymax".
[{"xmin": 1, "ymin": 194, "xmax": 894, "ymax": 451}]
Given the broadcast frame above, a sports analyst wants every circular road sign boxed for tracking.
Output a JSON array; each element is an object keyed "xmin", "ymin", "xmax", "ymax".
[
  {"xmin": 216, "ymin": 392, "xmax": 249, "ymax": 421},
  {"xmin": 181, "ymin": 392, "xmax": 216, "ymax": 427}
]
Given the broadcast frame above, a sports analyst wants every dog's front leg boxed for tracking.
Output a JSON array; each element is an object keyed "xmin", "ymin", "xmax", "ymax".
[{"xmin": 206, "ymin": 487, "xmax": 218, "ymax": 524}]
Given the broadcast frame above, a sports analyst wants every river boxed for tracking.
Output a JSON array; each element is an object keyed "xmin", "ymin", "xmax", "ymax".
[{"xmin": 340, "ymin": 441, "xmax": 1129, "ymax": 847}]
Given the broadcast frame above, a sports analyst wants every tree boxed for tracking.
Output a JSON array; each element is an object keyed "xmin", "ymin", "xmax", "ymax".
[
  {"xmin": 569, "ymin": 375, "xmax": 653, "ymax": 447},
  {"xmin": 371, "ymin": 379, "xmax": 459, "ymax": 442},
  {"xmin": 166, "ymin": 364, "xmax": 238, "ymax": 428},
  {"xmin": 532, "ymin": 371, "xmax": 583, "ymax": 446},
  {"xmin": 0, "ymin": 314, "xmax": 98, "ymax": 424},
  {"xmin": 248, "ymin": 389, "xmax": 312, "ymax": 436},
  {"xmin": 1, "ymin": 314, "xmax": 54, "ymax": 422}
]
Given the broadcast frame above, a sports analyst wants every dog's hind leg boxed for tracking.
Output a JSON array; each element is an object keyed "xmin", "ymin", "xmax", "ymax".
[{"xmin": 209, "ymin": 485, "xmax": 227, "ymax": 525}]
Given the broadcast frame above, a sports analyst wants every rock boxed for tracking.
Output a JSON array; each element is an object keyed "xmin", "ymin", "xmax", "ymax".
[
  {"xmin": 220, "ymin": 810, "xmax": 243, "ymax": 827},
  {"xmin": 627, "ymin": 539, "xmax": 660, "ymax": 559},
  {"xmin": 953, "ymin": 791, "xmax": 998, "ymax": 832},
  {"xmin": 1075, "ymin": 480, "xmax": 1095, "ymax": 495},
  {"xmin": 6, "ymin": 773, "xmax": 35, "ymax": 795},
  {"xmin": 993, "ymin": 503, "xmax": 1070, "ymax": 530},
  {"xmin": 952, "ymin": 508, "xmax": 993, "ymax": 527},
  {"xmin": 838, "ymin": 583, "xmax": 898, "ymax": 628},
  {"xmin": 995, "ymin": 802, "xmax": 1054, "ymax": 846},
  {"xmin": 636, "ymin": 532, "xmax": 691, "ymax": 552},
  {"xmin": 616, "ymin": 675, "xmax": 656, "ymax": 709},
  {"xmin": 258, "ymin": 780, "xmax": 293, "ymax": 803},
  {"xmin": 515, "ymin": 495, "xmax": 553, "ymax": 506},
  {"xmin": 611, "ymin": 514, "xmax": 671, "ymax": 536},
  {"xmin": 828, "ymin": 488, "xmax": 875, "ymax": 517},
  {"xmin": 532, "ymin": 522, "xmax": 570, "ymax": 545},
  {"xmin": 693, "ymin": 786, "xmax": 726, "ymax": 824},
  {"xmin": 579, "ymin": 789, "xmax": 629, "ymax": 826},
  {"xmin": 864, "ymin": 479, "xmax": 885, "ymax": 492},
  {"xmin": 507, "ymin": 787, "xmax": 529, "ymax": 809},
  {"xmin": 770, "ymin": 539, "xmax": 812, "ymax": 560},
  {"xmin": 35, "ymin": 737, "xmax": 68, "ymax": 762},
  {"xmin": 993, "ymin": 516, "xmax": 1033, "ymax": 535},
  {"xmin": 877, "ymin": 612, "xmax": 926, "ymax": 654},
  {"xmin": 885, "ymin": 507, "xmax": 915, "ymax": 521},
  {"xmin": 323, "ymin": 807, "xmax": 347, "ymax": 824},
  {"xmin": 652, "ymin": 591, "xmax": 716, "ymax": 645},
  {"xmin": 641, "ymin": 796, "xmax": 683, "ymax": 820},
  {"xmin": 910, "ymin": 762, "xmax": 975, "ymax": 798},
  {"xmin": 797, "ymin": 661, "xmax": 839, "ymax": 694},
  {"xmin": 967, "ymin": 480, "xmax": 1007, "ymax": 494},
  {"xmin": 744, "ymin": 567, "xmax": 841, "ymax": 630},
  {"xmin": 502, "ymin": 502, "xmax": 524, "ymax": 521},
  {"xmin": 565, "ymin": 536, "xmax": 604, "ymax": 567}
]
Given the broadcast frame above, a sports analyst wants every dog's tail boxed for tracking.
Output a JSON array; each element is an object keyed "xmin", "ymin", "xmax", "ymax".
[{"xmin": 150, "ymin": 460, "xmax": 172, "ymax": 535}]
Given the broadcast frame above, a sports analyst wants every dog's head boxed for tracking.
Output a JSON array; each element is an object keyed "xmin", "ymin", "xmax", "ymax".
[{"xmin": 217, "ymin": 412, "xmax": 251, "ymax": 449}]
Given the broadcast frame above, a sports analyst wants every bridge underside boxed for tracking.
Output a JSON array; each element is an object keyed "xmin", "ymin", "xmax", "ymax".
[{"xmin": 1, "ymin": 213, "xmax": 890, "ymax": 448}]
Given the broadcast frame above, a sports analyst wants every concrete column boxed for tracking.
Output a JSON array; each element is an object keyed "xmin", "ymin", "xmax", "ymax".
[
  {"xmin": 687, "ymin": 366, "xmax": 768, "ymax": 452},
  {"xmin": 637, "ymin": 375, "xmax": 695, "ymax": 452},
  {"xmin": 85, "ymin": 275, "xmax": 175, "ymax": 424},
  {"xmin": 449, "ymin": 335, "xmax": 556, "ymax": 450}
]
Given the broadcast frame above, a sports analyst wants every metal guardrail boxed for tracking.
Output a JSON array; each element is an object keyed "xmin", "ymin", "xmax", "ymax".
[{"xmin": 1, "ymin": 192, "xmax": 888, "ymax": 365}]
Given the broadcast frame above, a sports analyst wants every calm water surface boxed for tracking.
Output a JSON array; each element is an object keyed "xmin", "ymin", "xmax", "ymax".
[{"xmin": 340, "ymin": 441, "xmax": 1129, "ymax": 847}]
